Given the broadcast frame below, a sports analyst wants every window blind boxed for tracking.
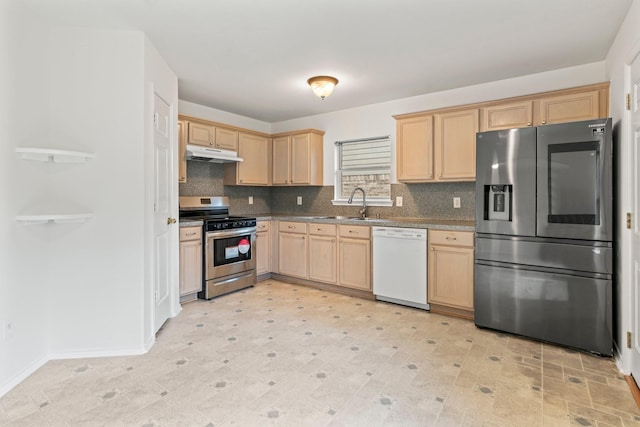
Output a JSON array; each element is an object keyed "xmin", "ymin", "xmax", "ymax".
[{"xmin": 337, "ymin": 137, "xmax": 391, "ymax": 170}]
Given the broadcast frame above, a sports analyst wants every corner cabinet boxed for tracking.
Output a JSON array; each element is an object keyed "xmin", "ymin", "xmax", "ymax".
[
  {"xmin": 427, "ymin": 230, "xmax": 474, "ymax": 319},
  {"xmin": 223, "ymin": 132, "xmax": 272, "ymax": 186},
  {"xmin": 272, "ymin": 130, "xmax": 324, "ymax": 186}
]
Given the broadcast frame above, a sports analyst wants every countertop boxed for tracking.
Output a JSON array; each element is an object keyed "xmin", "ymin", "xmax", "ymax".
[
  {"xmin": 253, "ymin": 214, "xmax": 474, "ymax": 232},
  {"xmin": 180, "ymin": 215, "xmax": 474, "ymax": 231}
]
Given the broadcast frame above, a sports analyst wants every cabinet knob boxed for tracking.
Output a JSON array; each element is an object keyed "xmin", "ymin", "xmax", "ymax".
[
  {"xmin": 541, "ymin": 120, "xmax": 547, "ymax": 125},
  {"xmin": 527, "ymin": 122, "xmax": 532, "ymax": 126},
  {"xmin": 431, "ymin": 247, "xmax": 435, "ymax": 251}
]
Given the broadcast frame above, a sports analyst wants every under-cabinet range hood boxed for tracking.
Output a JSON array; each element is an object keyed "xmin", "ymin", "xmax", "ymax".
[{"xmin": 185, "ymin": 144, "xmax": 243, "ymax": 163}]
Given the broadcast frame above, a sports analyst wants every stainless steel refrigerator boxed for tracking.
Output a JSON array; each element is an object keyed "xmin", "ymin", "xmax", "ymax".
[{"xmin": 474, "ymin": 118, "xmax": 613, "ymax": 356}]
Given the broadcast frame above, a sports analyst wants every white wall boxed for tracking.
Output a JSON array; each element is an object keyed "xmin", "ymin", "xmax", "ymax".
[
  {"xmin": 45, "ymin": 27, "xmax": 147, "ymax": 357},
  {"xmin": 270, "ymin": 62, "xmax": 607, "ymax": 185},
  {"xmin": 0, "ymin": 0, "xmax": 51, "ymax": 396},
  {"xmin": 0, "ymin": 5, "xmax": 178, "ymax": 396},
  {"xmin": 605, "ymin": 0, "xmax": 640, "ymax": 373},
  {"xmin": 179, "ymin": 100, "xmax": 271, "ymax": 134}
]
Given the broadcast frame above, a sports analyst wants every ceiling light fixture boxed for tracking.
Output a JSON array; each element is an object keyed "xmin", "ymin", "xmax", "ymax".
[{"xmin": 307, "ymin": 75, "xmax": 338, "ymax": 100}]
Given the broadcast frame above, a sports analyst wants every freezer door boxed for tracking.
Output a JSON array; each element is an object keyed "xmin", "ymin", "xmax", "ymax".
[
  {"xmin": 475, "ymin": 127, "xmax": 537, "ymax": 237},
  {"xmin": 536, "ymin": 118, "xmax": 612, "ymax": 241},
  {"xmin": 474, "ymin": 262, "xmax": 612, "ymax": 355}
]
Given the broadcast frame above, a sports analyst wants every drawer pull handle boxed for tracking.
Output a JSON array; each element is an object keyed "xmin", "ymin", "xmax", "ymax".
[
  {"xmin": 445, "ymin": 236, "xmax": 457, "ymax": 240},
  {"xmin": 186, "ymin": 232, "xmax": 197, "ymax": 236}
]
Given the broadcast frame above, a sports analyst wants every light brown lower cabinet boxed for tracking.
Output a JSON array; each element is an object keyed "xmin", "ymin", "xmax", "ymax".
[
  {"xmin": 256, "ymin": 221, "xmax": 271, "ymax": 276},
  {"xmin": 428, "ymin": 229, "xmax": 474, "ymax": 319},
  {"xmin": 337, "ymin": 224, "xmax": 371, "ymax": 291},
  {"xmin": 308, "ymin": 223, "xmax": 337, "ymax": 284},
  {"xmin": 278, "ymin": 221, "xmax": 307, "ymax": 279},
  {"xmin": 179, "ymin": 226, "xmax": 202, "ymax": 298}
]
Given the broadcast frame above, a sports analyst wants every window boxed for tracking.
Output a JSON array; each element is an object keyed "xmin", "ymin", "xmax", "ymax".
[{"xmin": 333, "ymin": 136, "xmax": 392, "ymax": 206}]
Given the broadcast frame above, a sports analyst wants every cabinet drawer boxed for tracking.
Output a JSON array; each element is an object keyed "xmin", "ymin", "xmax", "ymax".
[
  {"xmin": 279, "ymin": 221, "xmax": 307, "ymax": 234},
  {"xmin": 257, "ymin": 221, "xmax": 270, "ymax": 232},
  {"xmin": 180, "ymin": 226, "xmax": 202, "ymax": 241},
  {"xmin": 429, "ymin": 230, "xmax": 473, "ymax": 247},
  {"xmin": 338, "ymin": 224, "xmax": 370, "ymax": 239},
  {"xmin": 309, "ymin": 223, "xmax": 337, "ymax": 237}
]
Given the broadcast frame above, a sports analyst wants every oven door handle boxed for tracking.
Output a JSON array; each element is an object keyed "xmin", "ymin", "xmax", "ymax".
[{"xmin": 207, "ymin": 227, "xmax": 257, "ymax": 239}]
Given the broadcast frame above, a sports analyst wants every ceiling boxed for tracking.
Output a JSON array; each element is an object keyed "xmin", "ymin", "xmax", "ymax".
[{"xmin": 23, "ymin": 0, "xmax": 633, "ymax": 123}]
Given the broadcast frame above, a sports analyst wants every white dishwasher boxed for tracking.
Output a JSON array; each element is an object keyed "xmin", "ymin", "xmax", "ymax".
[{"xmin": 372, "ymin": 226, "xmax": 429, "ymax": 310}]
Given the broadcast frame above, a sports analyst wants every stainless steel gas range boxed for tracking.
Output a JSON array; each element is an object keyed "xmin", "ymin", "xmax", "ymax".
[{"xmin": 179, "ymin": 196, "xmax": 257, "ymax": 299}]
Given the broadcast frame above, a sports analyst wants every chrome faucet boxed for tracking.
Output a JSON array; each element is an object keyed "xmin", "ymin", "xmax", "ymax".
[{"xmin": 348, "ymin": 187, "xmax": 367, "ymax": 219}]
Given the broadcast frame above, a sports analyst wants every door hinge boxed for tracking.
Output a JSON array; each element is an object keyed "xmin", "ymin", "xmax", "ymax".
[
  {"xmin": 628, "ymin": 212, "xmax": 632, "ymax": 229},
  {"xmin": 627, "ymin": 93, "xmax": 632, "ymax": 111},
  {"xmin": 628, "ymin": 331, "xmax": 633, "ymax": 349}
]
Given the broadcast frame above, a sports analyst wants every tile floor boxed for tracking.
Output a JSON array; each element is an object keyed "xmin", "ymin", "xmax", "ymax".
[{"xmin": 1, "ymin": 279, "xmax": 638, "ymax": 426}]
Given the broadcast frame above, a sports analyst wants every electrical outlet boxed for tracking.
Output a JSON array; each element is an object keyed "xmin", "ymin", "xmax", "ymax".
[
  {"xmin": 453, "ymin": 197, "xmax": 461, "ymax": 208},
  {"xmin": 248, "ymin": 196, "xmax": 254, "ymax": 205},
  {"xmin": 297, "ymin": 196, "xmax": 303, "ymax": 205},
  {"xmin": 396, "ymin": 196, "xmax": 403, "ymax": 207}
]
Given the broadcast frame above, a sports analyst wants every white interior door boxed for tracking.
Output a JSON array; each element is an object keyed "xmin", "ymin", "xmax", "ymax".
[
  {"xmin": 631, "ymin": 52, "xmax": 640, "ymax": 379},
  {"xmin": 153, "ymin": 92, "xmax": 173, "ymax": 333}
]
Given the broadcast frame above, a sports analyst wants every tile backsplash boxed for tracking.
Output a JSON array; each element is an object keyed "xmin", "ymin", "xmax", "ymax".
[{"xmin": 179, "ymin": 161, "xmax": 475, "ymax": 220}]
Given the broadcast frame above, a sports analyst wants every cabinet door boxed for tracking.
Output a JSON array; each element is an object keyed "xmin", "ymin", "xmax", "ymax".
[
  {"xmin": 188, "ymin": 122, "xmax": 215, "ymax": 147},
  {"xmin": 309, "ymin": 235, "xmax": 337, "ymax": 284},
  {"xmin": 178, "ymin": 120, "xmax": 187, "ymax": 183},
  {"xmin": 396, "ymin": 115, "xmax": 434, "ymax": 182},
  {"xmin": 272, "ymin": 136, "xmax": 290, "ymax": 185},
  {"xmin": 481, "ymin": 101, "xmax": 533, "ymax": 131},
  {"xmin": 215, "ymin": 127, "xmax": 238, "ymax": 151},
  {"xmin": 434, "ymin": 109, "xmax": 479, "ymax": 181},
  {"xmin": 179, "ymin": 239, "xmax": 202, "ymax": 296},
  {"xmin": 291, "ymin": 133, "xmax": 311, "ymax": 184},
  {"xmin": 338, "ymin": 237, "xmax": 371, "ymax": 290},
  {"xmin": 428, "ymin": 244, "xmax": 474, "ymax": 310},
  {"xmin": 536, "ymin": 90, "xmax": 601, "ymax": 125},
  {"xmin": 237, "ymin": 133, "xmax": 271, "ymax": 185},
  {"xmin": 278, "ymin": 232, "xmax": 307, "ymax": 278},
  {"xmin": 256, "ymin": 221, "xmax": 271, "ymax": 275}
]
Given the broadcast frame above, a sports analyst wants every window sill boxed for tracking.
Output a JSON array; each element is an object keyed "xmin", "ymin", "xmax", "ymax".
[{"xmin": 331, "ymin": 199, "xmax": 393, "ymax": 207}]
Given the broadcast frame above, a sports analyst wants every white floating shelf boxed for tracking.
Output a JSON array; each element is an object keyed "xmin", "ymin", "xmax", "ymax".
[
  {"xmin": 16, "ymin": 213, "xmax": 93, "ymax": 225},
  {"xmin": 16, "ymin": 147, "xmax": 95, "ymax": 163}
]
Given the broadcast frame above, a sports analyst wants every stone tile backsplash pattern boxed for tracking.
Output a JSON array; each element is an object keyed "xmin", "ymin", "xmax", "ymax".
[{"xmin": 180, "ymin": 162, "xmax": 475, "ymax": 220}]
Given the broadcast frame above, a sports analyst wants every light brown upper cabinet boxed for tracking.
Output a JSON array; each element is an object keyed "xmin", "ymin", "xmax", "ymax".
[
  {"xmin": 536, "ymin": 90, "xmax": 602, "ymax": 125},
  {"xmin": 396, "ymin": 115, "xmax": 434, "ymax": 182},
  {"xmin": 223, "ymin": 132, "xmax": 271, "ymax": 186},
  {"xmin": 271, "ymin": 130, "xmax": 324, "ymax": 186},
  {"xmin": 481, "ymin": 100, "xmax": 533, "ymax": 131},
  {"xmin": 187, "ymin": 121, "xmax": 238, "ymax": 151},
  {"xmin": 434, "ymin": 109, "xmax": 479, "ymax": 181},
  {"xmin": 396, "ymin": 108, "xmax": 478, "ymax": 183},
  {"xmin": 177, "ymin": 119, "xmax": 187, "ymax": 183}
]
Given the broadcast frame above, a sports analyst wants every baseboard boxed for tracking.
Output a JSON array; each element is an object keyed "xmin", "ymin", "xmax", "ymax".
[
  {"xmin": 0, "ymin": 355, "xmax": 49, "ymax": 398},
  {"xmin": 625, "ymin": 375, "xmax": 640, "ymax": 410},
  {"xmin": 49, "ymin": 345, "xmax": 148, "ymax": 361}
]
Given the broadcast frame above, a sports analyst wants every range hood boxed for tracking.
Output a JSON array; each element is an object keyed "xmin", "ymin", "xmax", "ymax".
[{"xmin": 185, "ymin": 144, "xmax": 243, "ymax": 163}]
